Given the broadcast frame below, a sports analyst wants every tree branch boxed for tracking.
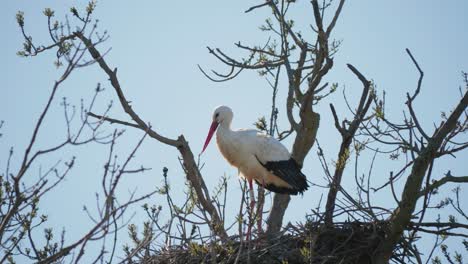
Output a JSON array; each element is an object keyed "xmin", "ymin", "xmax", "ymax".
[
  {"xmin": 75, "ymin": 32, "xmax": 228, "ymax": 240},
  {"xmin": 419, "ymin": 172, "xmax": 468, "ymax": 197}
]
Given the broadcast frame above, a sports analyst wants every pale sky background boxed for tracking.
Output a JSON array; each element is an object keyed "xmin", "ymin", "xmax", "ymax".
[{"xmin": 1, "ymin": 0, "xmax": 467, "ymax": 262}]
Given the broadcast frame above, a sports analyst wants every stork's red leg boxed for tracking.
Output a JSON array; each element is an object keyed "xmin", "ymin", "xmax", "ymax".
[
  {"xmin": 257, "ymin": 179, "xmax": 266, "ymax": 234},
  {"xmin": 247, "ymin": 179, "xmax": 255, "ymax": 242}
]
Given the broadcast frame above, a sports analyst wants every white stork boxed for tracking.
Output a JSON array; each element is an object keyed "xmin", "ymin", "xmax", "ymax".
[{"xmin": 201, "ymin": 106, "xmax": 309, "ymax": 237}]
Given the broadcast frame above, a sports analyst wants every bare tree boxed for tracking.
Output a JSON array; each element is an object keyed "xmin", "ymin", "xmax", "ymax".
[{"xmin": 4, "ymin": 1, "xmax": 467, "ymax": 263}]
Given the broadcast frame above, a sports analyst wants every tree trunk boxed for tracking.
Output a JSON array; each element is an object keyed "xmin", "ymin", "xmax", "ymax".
[{"xmin": 266, "ymin": 111, "xmax": 320, "ymax": 234}]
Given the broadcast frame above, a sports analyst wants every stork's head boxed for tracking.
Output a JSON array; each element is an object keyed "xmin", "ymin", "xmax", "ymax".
[{"xmin": 202, "ymin": 105, "xmax": 233, "ymax": 153}]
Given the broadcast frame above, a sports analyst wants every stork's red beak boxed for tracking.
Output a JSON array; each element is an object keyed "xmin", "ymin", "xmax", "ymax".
[{"xmin": 202, "ymin": 121, "xmax": 219, "ymax": 153}]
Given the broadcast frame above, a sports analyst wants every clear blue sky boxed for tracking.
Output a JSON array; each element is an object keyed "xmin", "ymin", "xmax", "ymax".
[{"xmin": 2, "ymin": 0, "xmax": 467, "ymax": 262}]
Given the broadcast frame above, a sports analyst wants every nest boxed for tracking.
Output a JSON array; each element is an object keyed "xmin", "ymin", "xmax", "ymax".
[{"xmin": 145, "ymin": 221, "xmax": 390, "ymax": 264}]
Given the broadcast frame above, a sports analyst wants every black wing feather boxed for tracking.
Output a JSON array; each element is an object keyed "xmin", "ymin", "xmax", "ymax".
[{"xmin": 256, "ymin": 157, "xmax": 309, "ymax": 195}]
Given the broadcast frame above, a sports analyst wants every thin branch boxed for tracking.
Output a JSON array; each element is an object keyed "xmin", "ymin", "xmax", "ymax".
[
  {"xmin": 87, "ymin": 112, "xmax": 139, "ymax": 128},
  {"xmin": 419, "ymin": 172, "xmax": 468, "ymax": 197}
]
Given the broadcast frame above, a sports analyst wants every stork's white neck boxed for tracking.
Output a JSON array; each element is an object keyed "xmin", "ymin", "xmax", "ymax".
[
  {"xmin": 218, "ymin": 118, "xmax": 232, "ymax": 130},
  {"xmin": 215, "ymin": 119, "xmax": 238, "ymax": 168},
  {"xmin": 216, "ymin": 119, "xmax": 233, "ymax": 141}
]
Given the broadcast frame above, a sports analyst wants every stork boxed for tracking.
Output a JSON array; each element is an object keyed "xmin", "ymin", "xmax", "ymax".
[{"xmin": 201, "ymin": 105, "xmax": 309, "ymax": 238}]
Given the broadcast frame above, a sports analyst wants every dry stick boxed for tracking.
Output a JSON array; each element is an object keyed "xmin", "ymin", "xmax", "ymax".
[{"xmin": 75, "ymin": 32, "xmax": 228, "ymax": 240}]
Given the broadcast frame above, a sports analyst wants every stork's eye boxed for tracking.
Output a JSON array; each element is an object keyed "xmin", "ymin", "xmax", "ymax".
[{"xmin": 215, "ymin": 113, "xmax": 219, "ymax": 118}]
